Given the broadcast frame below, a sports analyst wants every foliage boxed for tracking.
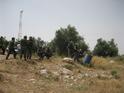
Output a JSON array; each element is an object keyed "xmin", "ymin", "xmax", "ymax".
[
  {"xmin": 47, "ymin": 40, "xmax": 56, "ymax": 53},
  {"xmin": 0, "ymin": 37, "xmax": 9, "ymax": 48},
  {"xmin": 32, "ymin": 37, "xmax": 46, "ymax": 53},
  {"xmin": 93, "ymin": 38, "xmax": 118, "ymax": 57},
  {"xmin": 52, "ymin": 25, "xmax": 88, "ymax": 56},
  {"xmin": 3, "ymin": 38, "xmax": 9, "ymax": 48},
  {"xmin": 111, "ymin": 70, "xmax": 120, "ymax": 79},
  {"xmin": 109, "ymin": 55, "xmax": 124, "ymax": 63}
]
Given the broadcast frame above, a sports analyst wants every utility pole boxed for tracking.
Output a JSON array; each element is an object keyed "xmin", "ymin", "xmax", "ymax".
[{"xmin": 18, "ymin": 10, "xmax": 23, "ymax": 41}]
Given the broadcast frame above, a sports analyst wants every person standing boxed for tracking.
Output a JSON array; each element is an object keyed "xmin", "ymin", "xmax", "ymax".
[
  {"xmin": 27, "ymin": 36, "xmax": 33, "ymax": 59},
  {"xmin": 0, "ymin": 36, "xmax": 5, "ymax": 55},
  {"xmin": 6, "ymin": 37, "xmax": 16, "ymax": 59},
  {"xmin": 73, "ymin": 47, "xmax": 80, "ymax": 62},
  {"xmin": 20, "ymin": 36, "xmax": 27, "ymax": 61}
]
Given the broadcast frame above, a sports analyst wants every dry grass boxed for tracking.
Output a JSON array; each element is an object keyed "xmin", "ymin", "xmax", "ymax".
[{"xmin": 0, "ymin": 55, "xmax": 124, "ymax": 93}]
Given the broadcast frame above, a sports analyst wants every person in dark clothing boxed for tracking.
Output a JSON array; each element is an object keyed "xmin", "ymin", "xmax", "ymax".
[
  {"xmin": 37, "ymin": 47, "xmax": 42, "ymax": 59},
  {"xmin": 37, "ymin": 46, "xmax": 52, "ymax": 60},
  {"xmin": 73, "ymin": 48, "xmax": 80, "ymax": 62},
  {"xmin": 20, "ymin": 36, "xmax": 27, "ymax": 61},
  {"xmin": 0, "ymin": 36, "xmax": 5, "ymax": 55},
  {"xmin": 78, "ymin": 49, "xmax": 84, "ymax": 57},
  {"xmin": 37, "ymin": 47, "xmax": 46, "ymax": 60},
  {"xmin": 27, "ymin": 36, "xmax": 33, "ymax": 59},
  {"xmin": 73, "ymin": 48, "xmax": 84, "ymax": 62},
  {"xmin": 45, "ymin": 47, "xmax": 52, "ymax": 59},
  {"xmin": 6, "ymin": 37, "xmax": 16, "ymax": 59}
]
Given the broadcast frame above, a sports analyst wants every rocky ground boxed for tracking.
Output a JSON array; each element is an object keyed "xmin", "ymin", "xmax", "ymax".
[{"xmin": 0, "ymin": 55, "xmax": 124, "ymax": 93}]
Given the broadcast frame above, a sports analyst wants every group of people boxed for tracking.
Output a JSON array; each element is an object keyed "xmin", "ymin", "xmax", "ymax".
[
  {"xmin": 37, "ymin": 46, "xmax": 52, "ymax": 60},
  {"xmin": 0, "ymin": 36, "xmax": 52, "ymax": 61},
  {"xmin": 0, "ymin": 36, "xmax": 92, "ymax": 64},
  {"xmin": 6, "ymin": 36, "xmax": 34, "ymax": 60}
]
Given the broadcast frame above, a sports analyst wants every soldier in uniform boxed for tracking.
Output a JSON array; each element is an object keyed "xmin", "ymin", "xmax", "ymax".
[
  {"xmin": 37, "ymin": 46, "xmax": 45, "ymax": 60},
  {"xmin": 37, "ymin": 46, "xmax": 43, "ymax": 60},
  {"xmin": 6, "ymin": 37, "xmax": 16, "ymax": 59},
  {"xmin": 20, "ymin": 36, "xmax": 27, "ymax": 61},
  {"xmin": 45, "ymin": 47, "xmax": 52, "ymax": 59},
  {"xmin": 73, "ymin": 46, "xmax": 80, "ymax": 62},
  {"xmin": 0, "ymin": 36, "xmax": 5, "ymax": 55},
  {"xmin": 73, "ymin": 48, "xmax": 84, "ymax": 62},
  {"xmin": 27, "ymin": 36, "xmax": 33, "ymax": 59}
]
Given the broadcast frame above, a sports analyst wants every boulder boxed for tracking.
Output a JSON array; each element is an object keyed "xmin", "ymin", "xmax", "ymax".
[{"xmin": 62, "ymin": 57, "xmax": 74, "ymax": 63}]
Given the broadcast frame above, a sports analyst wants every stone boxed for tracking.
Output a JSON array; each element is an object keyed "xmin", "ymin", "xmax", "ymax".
[
  {"xmin": 61, "ymin": 68, "xmax": 73, "ymax": 75},
  {"xmin": 39, "ymin": 69, "xmax": 48, "ymax": 75},
  {"xmin": 62, "ymin": 57, "xmax": 74, "ymax": 63}
]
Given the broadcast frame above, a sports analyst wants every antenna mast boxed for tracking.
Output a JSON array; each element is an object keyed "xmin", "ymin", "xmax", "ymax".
[{"xmin": 18, "ymin": 10, "xmax": 23, "ymax": 41}]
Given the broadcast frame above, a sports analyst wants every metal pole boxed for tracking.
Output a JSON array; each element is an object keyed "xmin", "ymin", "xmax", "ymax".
[{"xmin": 18, "ymin": 10, "xmax": 23, "ymax": 41}]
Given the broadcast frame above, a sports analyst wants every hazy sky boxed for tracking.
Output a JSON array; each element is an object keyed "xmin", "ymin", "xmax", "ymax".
[{"xmin": 0, "ymin": 0, "xmax": 124, "ymax": 54}]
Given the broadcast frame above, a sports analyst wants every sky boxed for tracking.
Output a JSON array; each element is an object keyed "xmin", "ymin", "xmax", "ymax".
[{"xmin": 0, "ymin": 0, "xmax": 124, "ymax": 54}]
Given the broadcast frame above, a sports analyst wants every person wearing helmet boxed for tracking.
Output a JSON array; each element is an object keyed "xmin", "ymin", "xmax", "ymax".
[
  {"xmin": 20, "ymin": 36, "xmax": 28, "ymax": 61},
  {"xmin": 6, "ymin": 37, "xmax": 16, "ymax": 59},
  {"xmin": 27, "ymin": 36, "xmax": 34, "ymax": 59}
]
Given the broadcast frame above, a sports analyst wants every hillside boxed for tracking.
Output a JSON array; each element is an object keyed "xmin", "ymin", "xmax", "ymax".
[{"xmin": 0, "ymin": 55, "xmax": 124, "ymax": 93}]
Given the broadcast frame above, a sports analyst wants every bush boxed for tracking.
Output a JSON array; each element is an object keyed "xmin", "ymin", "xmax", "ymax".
[
  {"xmin": 111, "ymin": 70, "xmax": 120, "ymax": 79},
  {"xmin": 93, "ymin": 38, "xmax": 118, "ymax": 57}
]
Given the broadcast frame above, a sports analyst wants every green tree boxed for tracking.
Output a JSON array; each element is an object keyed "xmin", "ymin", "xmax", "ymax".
[
  {"xmin": 93, "ymin": 38, "xmax": 118, "ymax": 57},
  {"xmin": 108, "ymin": 39, "xmax": 118, "ymax": 57},
  {"xmin": 52, "ymin": 25, "xmax": 88, "ymax": 56},
  {"xmin": 0, "ymin": 36, "xmax": 9, "ymax": 49},
  {"xmin": 32, "ymin": 37, "xmax": 46, "ymax": 53}
]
